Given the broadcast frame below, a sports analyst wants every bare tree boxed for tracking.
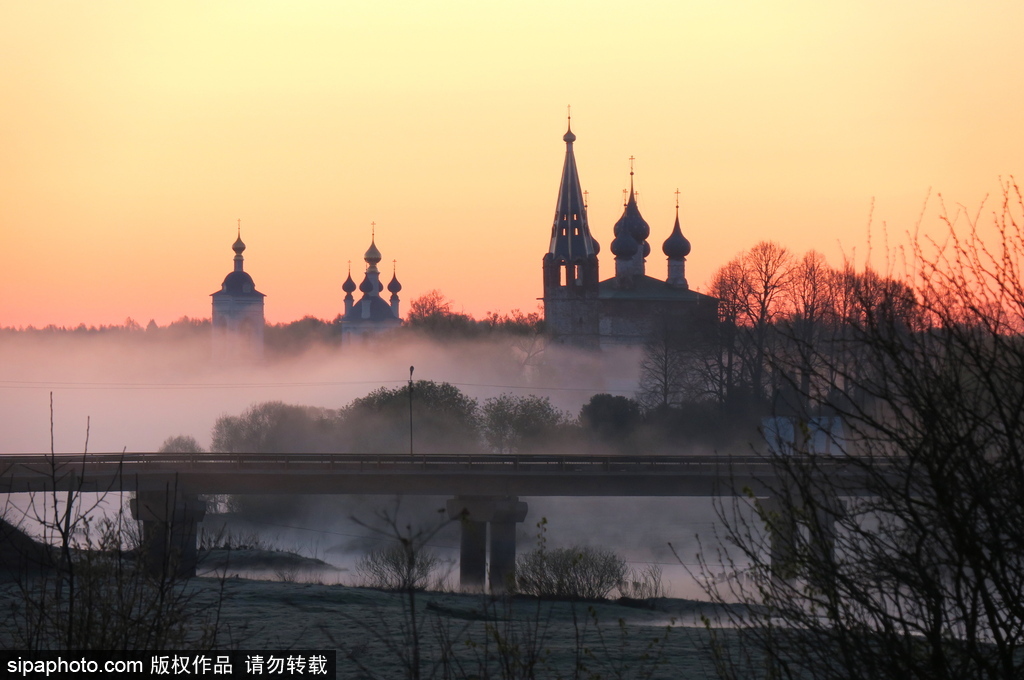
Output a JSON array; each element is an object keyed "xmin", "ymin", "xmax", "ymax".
[
  {"xmin": 637, "ymin": 317, "xmax": 722, "ymax": 415},
  {"xmin": 4, "ymin": 400, "xmax": 224, "ymax": 650},
  {"xmin": 698, "ymin": 186, "xmax": 1024, "ymax": 679},
  {"xmin": 709, "ymin": 241, "xmax": 796, "ymax": 405}
]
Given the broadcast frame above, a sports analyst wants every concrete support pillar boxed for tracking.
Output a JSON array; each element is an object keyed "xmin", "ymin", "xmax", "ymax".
[
  {"xmin": 808, "ymin": 493, "xmax": 843, "ymax": 592},
  {"xmin": 760, "ymin": 496, "xmax": 798, "ymax": 587},
  {"xmin": 489, "ymin": 520, "xmax": 517, "ymax": 594},
  {"xmin": 762, "ymin": 493, "xmax": 843, "ymax": 588},
  {"xmin": 812, "ymin": 497, "xmax": 841, "ymax": 561},
  {"xmin": 459, "ymin": 519, "xmax": 487, "ymax": 593},
  {"xmin": 447, "ymin": 495, "xmax": 528, "ymax": 594},
  {"xmin": 130, "ymin": 489, "xmax": 206, "ymax": 578},
  {"xmin": 769, "ymin": 515, "xmax": 798, "ymax": 587}
]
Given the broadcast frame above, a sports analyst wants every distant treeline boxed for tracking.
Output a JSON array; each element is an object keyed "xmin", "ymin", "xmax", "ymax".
[
  {"xmin": 0, "ymin": 291, "xmax": 543, "ymax": 358},
  {"xmin": 0, "ymin": 316, "xmax": 210, "ymax": 337},
  {"xmin": 162, "ymin": 381, "xmax": 755, "ymax": 460}
]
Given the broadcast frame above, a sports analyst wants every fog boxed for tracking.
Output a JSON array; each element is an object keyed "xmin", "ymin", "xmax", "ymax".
[
  {"xmin": 0, "ymin": 331, "xmax": 640, "ymax": 453},
  {"xmin": 0, "ymin": 330, "xmax": 757, "ymax": 598},
  {"xmin": 190, "ymin": 494, "xmax": 748, "ymax": 600}
]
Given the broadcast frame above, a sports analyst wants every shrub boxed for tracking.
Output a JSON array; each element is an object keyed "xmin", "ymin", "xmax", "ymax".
[
  {"xmin": 617, "ymin": 563, "xmax": 666, "ymax": 601},
  {"xmin": 579, "ymin": 394, "xmax": 642, "ymax": 442},
  {"xmin": 515, "ymin": 545, "xmax": 627, "ymax": 600},
  {"xmin": 356, "ymin": 543, "xmax": 440, "ymax": 591},
  {"xmin": 7, "ymin": 513, "xmax": 222, "ymax": 650}
]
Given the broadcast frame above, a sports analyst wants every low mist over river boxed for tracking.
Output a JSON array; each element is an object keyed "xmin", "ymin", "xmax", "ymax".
[{"xmin": 0, "ymin": 331, "xmax": 642, "ymax": 454}]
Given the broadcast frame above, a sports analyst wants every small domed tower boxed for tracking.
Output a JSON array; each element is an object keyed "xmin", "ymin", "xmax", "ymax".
[
  {"xmin": 211, "ymin": 223, "xmax": 265, "ymax": 360},
  {"xmin": 387, "ymin": 262, "xmax": 403, "ymax": 317},
  {"xmin": 341, "ymin": 227, "xmax": 402, "ymax": 343},
  {"xmin": 663, "ymin": 192, "xmax": 691, "ymax": 289},
  {"xmin": 342, "ymin": 262, "xmax": 357, "ymax": 315}
]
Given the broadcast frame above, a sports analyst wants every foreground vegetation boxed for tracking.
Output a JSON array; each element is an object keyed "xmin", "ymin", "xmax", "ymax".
[
  {"xmin": 1, "ymin": 499, "xmax": 700, "ymax": 678},
  {"xmin": 685, "ymin": 187, "xmax": 1024, "ymax": 679}
]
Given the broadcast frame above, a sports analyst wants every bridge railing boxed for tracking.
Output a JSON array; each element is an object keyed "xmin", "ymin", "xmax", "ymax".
[{"xmin": 0, "ymin": 451, "xmax": 773, "ymax": 476}]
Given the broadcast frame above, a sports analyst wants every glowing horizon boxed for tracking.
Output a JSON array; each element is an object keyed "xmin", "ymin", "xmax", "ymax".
[{"xmin": 2, "ymin": 1, "xmax": 1023, "ymax": 328}]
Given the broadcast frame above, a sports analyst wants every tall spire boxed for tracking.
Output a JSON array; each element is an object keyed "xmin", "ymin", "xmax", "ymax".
[{"xmin": 548, "ymin": 115, "xmax": 599, "ymax": 261}]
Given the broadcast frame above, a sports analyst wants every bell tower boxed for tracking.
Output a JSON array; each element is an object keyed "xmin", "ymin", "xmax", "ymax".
[{"xmin": 542, "ymin": 116, "xmax": 601, "ymax": 347}]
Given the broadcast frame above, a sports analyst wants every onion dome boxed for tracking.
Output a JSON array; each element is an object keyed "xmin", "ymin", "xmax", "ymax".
[
  {"xmin": 342, "ymin": 273, "xmax": 356, "ymax": 294},
  {"xmin": 232, "ymin": 233, "xmax": 246, "ymax": 256},
  {"xmin": 612, "ymin": 177, "xmax": 650, "ymax": 244},
  {"xmin": 663, "ymin": 210, "xmax": 691, "ymax": 259},
  {"xmin": 611, "ymin": 230, "xmax": 639, "ymax": 259},
  {"xmin": 364, "ymin": 238, "xmax": 382, "ymax": 266},
  {"xmin": 387, "ymin": 273, "xmax": 402, "ymax": 294},
  {"xmin": 563, "ymin": 125, "xmax": 576, "ymax": 143},
  {"xmin": 359, "ymin": 276, "xmax": 376, "ymax": 294}
]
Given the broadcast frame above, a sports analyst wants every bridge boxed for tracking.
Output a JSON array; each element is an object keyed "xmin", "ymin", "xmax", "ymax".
[{"xmin": 0, "ymin": 452, "xmax": 862, "ymax": 591}]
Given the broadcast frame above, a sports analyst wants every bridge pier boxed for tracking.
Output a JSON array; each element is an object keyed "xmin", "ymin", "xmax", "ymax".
[
  {"xmin": 762, "ymin": 493, "xmax": 843, "ymax": 587},
  {"xmin": 129, "ymin": 488, "xmax": 206, "ymax": 578},
  {"xmin": 447, "ymin": 496, "xmax": 528, "ymax": 594},
  {"xmin": 489, "ymin": 519, "xmax": 517, "ymax": 593},
  {"xmin": 762, "ymin": 496, "xmax": 798, "ymax": 586},
  {"xmin": 459, "ymin": 519, "xmax": 487, "ymax": 592}
]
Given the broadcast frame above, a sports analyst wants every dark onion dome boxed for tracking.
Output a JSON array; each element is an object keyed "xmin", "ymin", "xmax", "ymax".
[
  {"xmin": 232, "ymin": 234, "xmax": 246, "ymax": 255},
  {"xmin": 342, "ymin": 272, "xmax": 357, "ymax": 294},
  {"xmin": 220, "ymin": 270, "xmax": 259, "ymax": 295},
  {"xmin": 612, "ymin": 191, "xmax": 650, "ymax": 244},
  {"xmin": 592, "ymin": 238, "xmax": 600, "ymax": 255},
  {"xmin": 611, "ymin": 231, "xmax": 639, "ymax": 259},
  {"xmin": 387, "ymin": 273, "xmax": 402, "ymax": 294},
  {"xmin": 563, "ymin": 125, "xmax": 576, "ymax": 143},
  {"xmin": 663, "ymin": 213, "xmax": 691, "ymax": 259},
  {"xmin": 359, "ymin": 274, "xmax": 379, "ymax": 294}
]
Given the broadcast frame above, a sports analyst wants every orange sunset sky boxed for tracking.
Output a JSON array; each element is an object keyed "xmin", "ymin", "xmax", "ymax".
[{"xmin": 2, "ymin": 1, "xmax": 1024, "ymax": 329}]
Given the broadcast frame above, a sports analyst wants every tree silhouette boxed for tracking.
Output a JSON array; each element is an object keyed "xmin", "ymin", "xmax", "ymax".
[{"xmin": 699, "ymin": 184, "xmax": 1024, "ymax": 680}]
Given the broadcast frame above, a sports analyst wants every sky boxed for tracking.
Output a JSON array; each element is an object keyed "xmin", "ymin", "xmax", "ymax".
[{"xmin": 3, "ymin": 1, "xmax": 1024, "ymax": 328}]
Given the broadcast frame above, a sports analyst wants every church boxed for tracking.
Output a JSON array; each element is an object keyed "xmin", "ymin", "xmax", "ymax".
[
  {"xmin": 340, "ymin": 232, "xmax": 403, "ymax": 342},
  {"xmin": 208, "ymin": 223, "xmax": 404, "ymax": 357},
  {"xmin": 542, "ymin": 122, "xmax": 718, "ymax": 349},
  {"xmin": 211, "ymin": 226, "xmax": 265, "ymax": 360}
]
